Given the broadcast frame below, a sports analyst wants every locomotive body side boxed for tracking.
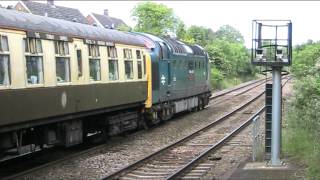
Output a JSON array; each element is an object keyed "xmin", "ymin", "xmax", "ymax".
[{"xmin": 134, "ymin": 33, "xmax": 211, "ymax": 124}]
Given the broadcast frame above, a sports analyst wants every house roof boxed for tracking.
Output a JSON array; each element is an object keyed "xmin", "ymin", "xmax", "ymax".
[
  {"xmin": 0, "ymin": 8, "xmax": 145, "ymax": 47},
  {"xmin": 21, "ymin": 1, "xmax": 87, "ymax": 24},
  {"xmin": 92, "ymin": 13, "xmax": 126, "ymax": 28}
]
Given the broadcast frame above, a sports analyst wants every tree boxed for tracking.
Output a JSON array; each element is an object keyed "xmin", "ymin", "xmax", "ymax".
[
  {"xmin": 205, "ymin": 37, "xmax": 252, "ymax": 76},
  {"xmin": 116, "ymin": 24, "xmax": 132, "ymax": 32},
  {"xmin": 292, "ymin": 42, "xmax": 320, "ymax": 77},
  {"xmin": 131, "ymin": 2, "xmax": 179, "ymax": 36},
  {"xmin": 214, "ymin": 25, "xmax": 244, "ymax": 44},
  {"xmin": 185, "ymin": 25, "xmax": 214, "ymax": 47}
]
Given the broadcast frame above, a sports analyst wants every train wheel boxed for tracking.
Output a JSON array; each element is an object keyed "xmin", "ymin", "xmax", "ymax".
[
  {"xmin": 197, "ymin": 98, "xmax": 203, "ymax": 111},
  {"xmin": 160, "ymin": 106, "xmax": 173, "ymax": 121},
  {"xmin": 138, "ymin": 115, "xmax": 148, "ymax": 130},
  {"xmin": 146, "ymin": 110, "xmax": 160, "ymax": 127},
  {"xmin": 202, "ymin": 98, "xmax": 206, "ymax": 109}
]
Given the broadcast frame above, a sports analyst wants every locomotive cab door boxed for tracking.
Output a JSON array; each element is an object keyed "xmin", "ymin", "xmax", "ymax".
[{"xmin": 158, "ymin": 42, "xmax": 171, "ymax": 99}]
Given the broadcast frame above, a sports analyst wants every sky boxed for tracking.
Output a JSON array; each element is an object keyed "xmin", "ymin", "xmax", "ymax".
[{"xmin": 1, "ymin": 1, "xmax": 319, "ymax": 47}]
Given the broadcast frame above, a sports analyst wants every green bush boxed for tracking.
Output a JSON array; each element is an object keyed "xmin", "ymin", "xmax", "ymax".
[
  {"xmin": 210, "ymin": 66, "xmax": 258, "ymax": 90},
  {"xmin": 283, "ymin": 42, "xmax": 320, "ymax": 179},
  {"xmin": 210, "ymin": 67, "xmax": 224, "ymax": 89}
]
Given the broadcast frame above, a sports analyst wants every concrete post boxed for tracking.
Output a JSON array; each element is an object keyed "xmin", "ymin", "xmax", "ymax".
[
  {"xmin": 271, "ymin": 67, "xmax": 282, "ymax": 166},
  {"xmin": 252, "ymin": 115, "xmax": 260, "ymax": 161}
]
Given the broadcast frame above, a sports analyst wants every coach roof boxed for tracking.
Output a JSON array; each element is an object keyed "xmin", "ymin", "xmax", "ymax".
[{"xmin": 0, "ymin": 8, "xmax": 145, "ymax": 47}]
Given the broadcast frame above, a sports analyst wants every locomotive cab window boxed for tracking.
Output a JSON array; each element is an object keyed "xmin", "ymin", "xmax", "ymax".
[
  {"xmin": 107, "ymin": 46, "xmax": 118, "ymax": 81},
  {"xmin": 123, "ymin": 49, "xmax": 133, "ymax": 79},
  {"xmin": 55, "ymin": 41, "xmax": 70, "ymax": 83},
  {"xmin": 0, "ymin": 35, "xmax": 10, "ymax": 86},
  {"xmin": 24, "ymin": 38, "xmax": 44, "ymax": 85},
  {"xmin": 88, "ymin": 44, "xmax": 101, "ymax": 81}
]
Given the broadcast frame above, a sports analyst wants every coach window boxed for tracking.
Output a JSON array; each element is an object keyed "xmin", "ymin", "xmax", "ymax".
[
  {"xmin": 107, "ymin": 46, "xmax": 118, "ymax": 80},
  {"xmin": 137, "ymin": 61, "xmax": 142, "ymax": 79},
  {"xmin": 136, "ymin": 50, "xmax": 141, "ymax": 59},
  {"xmin": 136, "ymin": 50, "xmax": 142, "ymax": 79},
  {"xmin": 77, "ymin": 50, "xmax": 83, "ymax": 77},
  {"xmin": 0, "ymin": 35, "xmax": 10, "ymax": 86},
  {"xmin": 143, "ymin": 55, "xmax": 146, "ymax": 75},
  {"xmin": 88, "ymin": 44, "xmax": 101, "ymax": 81},
  {"xmin": 123, "ymin": 48, "xmax": 133, "ymax": 79},
  {"xmin": 55, "ymin": 41, "xmax": 70, "ymax": 83},
  {"xmin": 24, "ymin": 38, "xmax": 44, "ymax": 85}
]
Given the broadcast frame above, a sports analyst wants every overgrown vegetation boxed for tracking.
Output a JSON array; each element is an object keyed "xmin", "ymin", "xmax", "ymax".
[
  {"xmin": 131, "ymin": 2, "xmax": 257, "ymax": 89},
  {"xmin": 283, "ymin": 40, "xmax": 320, "ymax": 179}
]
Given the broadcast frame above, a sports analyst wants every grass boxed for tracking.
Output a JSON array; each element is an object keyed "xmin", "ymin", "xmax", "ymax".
[
  {"xmin": 283, "ymin": 127, "xmax": 320, "ymax": 179},
  {"xmin": 282, "ymin": 79, "xmax": 320, "ymax": 179}
]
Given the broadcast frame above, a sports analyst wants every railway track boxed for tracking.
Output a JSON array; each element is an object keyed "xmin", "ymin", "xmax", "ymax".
[
  {"xmin": 1, "ymin": 76, "xmax": 291, "ymax": 180},
  {"xmin": 209, "ymin": 77, "xmax": 271, "ymax": 107},
  {"xmin": 210, "ymin": 76, "xmax": 272, "ymax": 99},
  {"xmin": 102, "ymin": 77, "xmax": 291, "ymax": 180}
]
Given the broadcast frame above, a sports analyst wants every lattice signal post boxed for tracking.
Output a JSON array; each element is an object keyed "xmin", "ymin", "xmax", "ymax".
[{"xmin": 251, "ymin": 20, "xmax": 292, "ymax": 166}]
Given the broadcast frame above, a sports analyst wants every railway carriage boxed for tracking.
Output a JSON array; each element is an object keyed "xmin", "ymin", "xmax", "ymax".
[
  {"xmin": 0, "ymin": 8, "xmax": 211, "ymax": 157},
  {"xmin": 0, "ymin": 8, "xmax": 148, "ymax": 154}
]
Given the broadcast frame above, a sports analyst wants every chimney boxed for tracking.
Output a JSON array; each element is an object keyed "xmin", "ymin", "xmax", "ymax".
[
  {"xmin": 47, "ymin": 0, "xmax": 54, "ymax": 6},
  {"xmin": 104, "ymin": 9, "xmax": 109, "ymax": 16}
]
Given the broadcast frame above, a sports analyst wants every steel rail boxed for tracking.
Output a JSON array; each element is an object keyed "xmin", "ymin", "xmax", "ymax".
[
  {"xmin": 102, "ymin": 85, "xmax": 267, "ymax": 180},
  {"xmin": 166, "ymin": 106, "xmax": 265, "ymax": 179},
  {"xmin": 210, "ymin": 77, "xmax": 271, "ymax": 99},
  {"xmin": 166, "ymin": 75, "xmax": 292, "ymax": 179},
  {"xmin": 212, "ymin": 78, "xmax": 270, "ymax": 107},
  {"xmin": 103, "ymin": 75, "xmax": 291, "ymax": 180}
]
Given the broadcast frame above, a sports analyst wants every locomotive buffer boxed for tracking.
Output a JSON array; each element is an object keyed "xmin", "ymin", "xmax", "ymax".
[{"xmin": 251, "ymin": 20, "xmax": 292, "ymax": 166}]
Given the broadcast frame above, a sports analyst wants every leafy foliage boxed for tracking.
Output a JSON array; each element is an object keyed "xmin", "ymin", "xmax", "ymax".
[
  {"xmin": 116, "ymin": 24, "xmax": 132, "ymax": 32},
  {"xmin": 214, "ymin": 25, "xmax": 245, "ymax": 44},
  {"xmin": 131, "ymin": 2, "xmax": 257, "ymax": 89},
  {"xmin": 284, "ymin": 42, "xmax": 320, "ymax": 179},
  {"xmin": 131, "ymin": 2, "xmax": 179, "ymax": 36},
  {"xmin": 185, "ymin": 25, "xmax": 215, "ymax": 47}
]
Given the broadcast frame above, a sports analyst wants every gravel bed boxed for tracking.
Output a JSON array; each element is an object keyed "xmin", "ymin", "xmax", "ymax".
[
  {"xmin": 18, "ymin": 82, "xmax": 268, "ymax": 180},
  {"xmin": 202, "ymin": 78, "xmax": 294, "ymax": 179}
]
